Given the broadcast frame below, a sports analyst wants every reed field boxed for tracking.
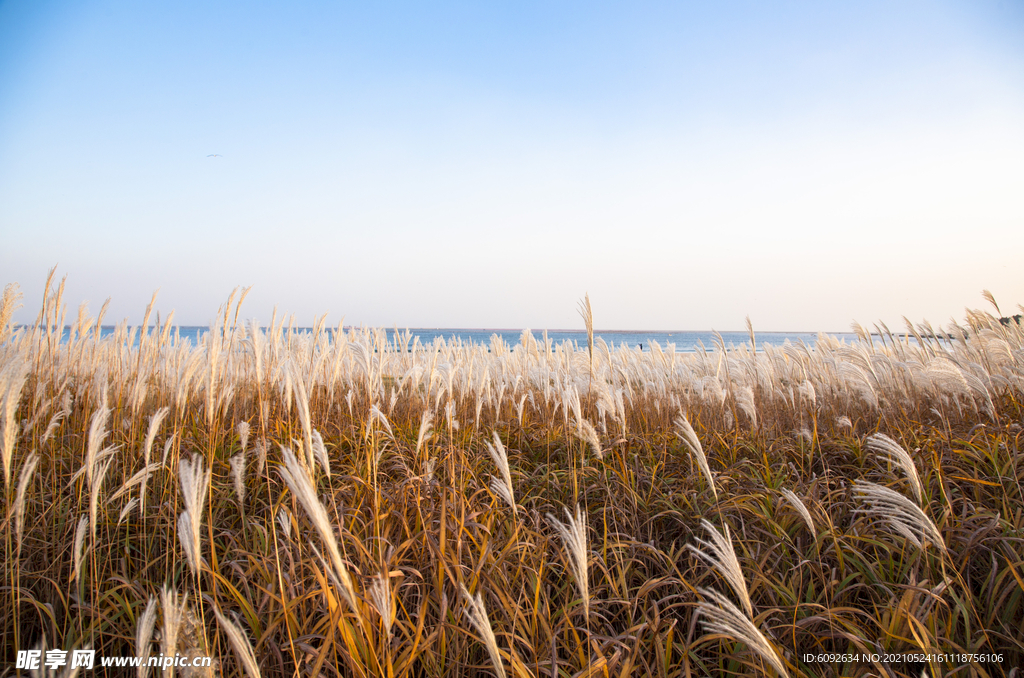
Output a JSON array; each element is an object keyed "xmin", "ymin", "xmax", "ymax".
[{"xmin": 2, "ymin": 273, "xmax": 1023, "ymax": 677}]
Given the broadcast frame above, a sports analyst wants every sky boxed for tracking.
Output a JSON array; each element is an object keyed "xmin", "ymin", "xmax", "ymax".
[{"xmin": 1, "ymin": 1, "xmax": 1022, "ymax": 331}]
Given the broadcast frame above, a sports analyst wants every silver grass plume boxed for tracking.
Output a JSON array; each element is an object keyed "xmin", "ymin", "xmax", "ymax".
[
  {"xmin": 696, "ymin": 587, "xmax": 789, "ymax": 678},
  {"xmin": 1, "ymin": 359, "xmax": 30, "ymax": 491},
  {"xmin": 779, "ymin": 489, "xmax": 815, "ymax": 537},
  {"xmin": 674, "ymin": 414, "xmax": 717, "ymax": 501},
  {"xmin": 291, "ymin": 364, "xmax": 314, "ymax": 472},
  {"xmin": 578, "ymin": 293, "xmax": 594, "ymax": 381},
  {"xmin": 214, "ymin": 607, "xmax": 262, "ymax": 678},
  {"xmin": 276, "ymin": 508, "xmax": 292, "ymax": 540},
  {"xmin": 84, "ymin": 405, "xmax": 112, "ymax": 490},
  {"xmin": 865, "ymin": 433, "xmax": 923, "ymax": 505},
  {"xmin": 109, "ymin": 462, "xmax": 162, "ymax": 503},
  {"xmin": 40, "ymin": 408, "xmax": 65, "ymax": 445},
  {"xmin": 415, "ymin": 409, "xmax": 434, "ymax": 456},
  {"xmin": 311, "ymin": 429, "xmax": 330, "ymax": 478},
  {"xmin": 118, "ymin": 498, "xmax": 140, "ymax": 524},
  {"xmin": 161, "ymin": 435, "xmax": 175, "ymax": 468},
  {"xmin": 0, "ymin": 282, "xmax": 22, "ymax": 345},
  {"xmin": 160, "ymin": 585, "xmax": 183, "ymax": 678},
  {"xmin": 547, "ymin": 505, "xmax": 590, "ymax": 619},
  {"xmin": 277, "ymin": 446, "xmax": 358, "ymax": 612},
  {"xmin": 486, "ymin": 431, "xmax": 516, "ymax": 516},
  {"xmin": 140, "ymin": 407, "xmax": 169, "ymax": 515},
  {"xmin": 735, "ymin": 386, "xmax": 757, "ymax": 429},
  {"xmin": 177, "ymin": 453, "xmax": 211, "ymax": 577},
  {"xmin": 14, "ymin": 452, "xmax": 39, "ymax": 553},
  {"xmin": 136, "ymin": 596, "xmax": 158, "ymax": 678},
  {"xmin": 72, "ymin": 515, "xmax": 89, "ymax": 583},
  {"xmin": 368, "ymin": 403, "xmax": 394, "ymax": 439},
  {"xmin": 237, "ymin": 421, "xmax": 250, "ymax": 454},
  {"xmin": 575, "ymin": 418, "xmax": 603, "ymax": 460},
  {"xmin": 688, "ymin": 519, "xmax": 752, "ymax": 618},
  {"xmin": 459, "ymin": 584, "xmax": 507, "ymax": 678},
  {"xmin": 254, "ymin": 439, "xmax": 267, "ymax": 477},
  {"xmin": 230, "ymin": 453, "xmax": 246, "ymax": 506},
  {"xmin": 852, "ymin": 480, "xmax": 946, "ymax": 554},
  {"xmin": 369, "ymin": 572, "xmax": 396, "ymax": 637},
  {"xmin": 89, "ymin": 455, "xmax": 114, "ymax": 544}
]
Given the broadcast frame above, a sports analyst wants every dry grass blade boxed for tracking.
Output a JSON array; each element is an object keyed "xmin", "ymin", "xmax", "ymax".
[
  {"xmin": 277, "ymin": 446, "xmax": 358, "ymax": 612},
  {"xmin": 689, "ymin": 519, "xmax": 752, "ymax": 618},
  {"xmin": 548, "ymin": 505, "xmax": 590, "ymax": 619},
  {"xmin": 696, "ymin": 587, "xmax": 789, "ymax": 678},
  {"xmin": 865, "ymin": 433, "xmax": 923, "ymax": 504},
  {"xmin": 459, "ymin": 583, "xmax": 507, "ymax": 678},
  {"xmin": 214, "ymin": 607, "xmax": 263, "ymax": 678},
  {"xmin": 852, "ymin": 480, "xmax": 946, "ymax": 554},
  {"xmin": 674, "ymin": 413, "xmax": 717, "ymax": 501}
]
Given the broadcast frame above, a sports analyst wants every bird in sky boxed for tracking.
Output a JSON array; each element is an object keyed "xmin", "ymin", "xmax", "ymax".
[{"xmin": 207, "ymin": 154, "xmax": 222, "ymax": 158}]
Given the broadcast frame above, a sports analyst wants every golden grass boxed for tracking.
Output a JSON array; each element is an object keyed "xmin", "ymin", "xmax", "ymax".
[{"xmin": 2, "ymin": 274, "xmax": 1023, "ymax": 676}]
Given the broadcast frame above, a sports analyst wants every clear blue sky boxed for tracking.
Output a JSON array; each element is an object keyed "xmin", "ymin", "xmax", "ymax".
[{"xmin": 2, "ymin": 1, "xmax": 1022, "ymax": 330}]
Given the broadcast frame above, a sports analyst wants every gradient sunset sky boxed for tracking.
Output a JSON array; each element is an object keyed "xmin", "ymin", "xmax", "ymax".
[{"xmin": 2, "ymin": 1, "xmax": 1022, "ymax": 330}]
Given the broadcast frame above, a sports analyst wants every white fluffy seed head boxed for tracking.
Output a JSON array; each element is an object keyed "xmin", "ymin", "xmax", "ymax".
[
  {"xmin": 575, "ymin": 418, "xmax": 603, "ymax": 460},
  {"xmin": 674, "ymin": 413, "xmax": 717, "ymax": 501},
  {"xmin": 688, "ymin": 519, "xmax": 752, "ymax": 619},
  {"xmin": 853, "ymin": 480, "xmax": 946, "ymax": 554},
  {"xmin": 459, "ymin": 584, "xmax": 506, "ymax": 678},
  {"xmin": 696, "ymin": 587, "xmax": 789, "ymax": 678},
  {"xmin": 547, "ymin": 505, "xmax": 590, "ymax": 619},
  {"xmin": 486, "ymin": 431, "xmax": 516, "ymax": 516},
  {"xmin": 866, "ymin": 433, "xmax": 923, "ymax": 505}
]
